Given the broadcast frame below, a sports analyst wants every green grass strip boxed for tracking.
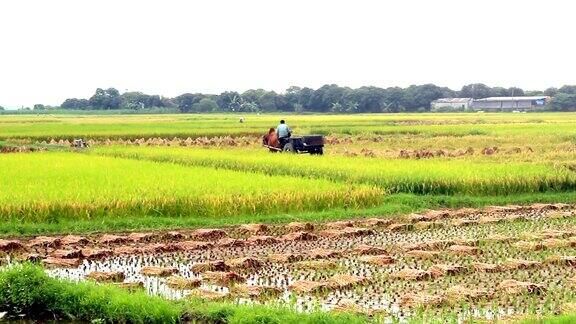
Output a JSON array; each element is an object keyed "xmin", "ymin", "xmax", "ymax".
[{"xmin": 0, "ymin": 264, "xmax": 365, "ymax": 323}]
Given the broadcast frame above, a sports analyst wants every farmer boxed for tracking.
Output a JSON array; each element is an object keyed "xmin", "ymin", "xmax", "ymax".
[
  {"xmin": 262, "ymin": 127, "xmax": 279, "ymax": 152},
  {"xmin": 276, "ymin": 119, "xmax": 292, "ymax": 148}
]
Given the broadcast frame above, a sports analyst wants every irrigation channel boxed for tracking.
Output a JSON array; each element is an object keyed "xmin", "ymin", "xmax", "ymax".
[{"xmin": 3, "ymin": 203, "xmax": 576, "ymax": 321}]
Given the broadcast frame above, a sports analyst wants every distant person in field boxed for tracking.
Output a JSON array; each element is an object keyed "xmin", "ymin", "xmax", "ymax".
[{"xmin": 276, "ymin": 119, "xmax": 292, "ymax": 148}]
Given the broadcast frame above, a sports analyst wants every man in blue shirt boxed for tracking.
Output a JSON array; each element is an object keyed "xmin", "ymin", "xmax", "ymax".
[{"xmin": 276, "ymin": 119, "xmax": 292, "ymax": 147}]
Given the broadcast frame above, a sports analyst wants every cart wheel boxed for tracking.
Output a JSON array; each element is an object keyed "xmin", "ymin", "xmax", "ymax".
[
  {"xmin": 310, "ymin": 148, "xmax": 323, "ymax": 155},
  {"xmin": 283, "ymin": 143, "xmax": 295, "ymax": 153}
]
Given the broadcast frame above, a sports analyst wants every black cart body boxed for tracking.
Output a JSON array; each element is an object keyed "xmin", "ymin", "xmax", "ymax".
[{"xmin": 282, "ymin": 135, "xmax": 324, "ymax": 155}]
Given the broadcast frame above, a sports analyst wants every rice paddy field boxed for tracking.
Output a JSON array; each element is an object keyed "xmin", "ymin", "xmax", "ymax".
[{"xmin": 1, "ymin": 112, "xmax": 576, "ymax": 323}]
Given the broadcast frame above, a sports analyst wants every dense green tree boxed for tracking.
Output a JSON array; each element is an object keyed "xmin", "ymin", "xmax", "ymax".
[
  {"xmin": 217, "ymin": 91, "xmax": 241, "ymax": 112},
  {"xmin": 440, "ymin": 87, "xmax": 458, "ymax": 98},
  {"xmin": 490, "ymin": 87, "xmax": 508, "ymax": 97},
  {"xmin": 382, "ymin": 87, "xmax": 405, "ymax": 112},
  {"xmin": 284, "ymin": 86, "xmax": 302, "ymax": 108},
  {"xmin": 192, "ymin": 98, "xmax": 219, "ymax": 112},
  {"xmin": 239, "ymin": 101, "xmax": 259, "ymax": 112},
  {"xmin": 160, "ymin": 97, "xmax": 176, "ymax": 108},
  {"xmin": 330, "ymin": 102, "xmax": 345, "ymax": 113},
  {"xmin": 307, "ymin": 85, "xmax": 326, "ymax": 111},
  {"xmin": 525, "ymin": 90, "xmax": 544, "ymax": 96},
  {"xmin": 241, "ymin": 89, "xmax": 266, "ymax": 105},
  {"xmin": 293, "ymin": 103, "xmax": 304, "ymax": 113},
  {"xmin": 258, "ymin": 91, "xmax": 279, "ymax": 111},
  {"xmin": 549, "ymin": 93, "xmax": 576, "ymax": 111},
  {"xmin": 173, "ymin": 93, "xmax": 204, "ymax": 112},
  {"xmin": 89, "ymin": 88, "xmax": 121, "ymax": 109},
  {"xmin": 282, "ymin": 86, "xmax": 314, "ymax": 111},
  {"xmin": 559, "ymin": 85, "xmax": 576, "ymax": 94},
  {"xmin": 507, "ymin": 87, "xmax": 524, "ymax": 97},
  {"xmin": 459, "ymin": 83, "xmax": 493, "ymax": 99},
  {"xmin": 53, "ymin": 83, "xmax": 576, "ymax": 114},
  {"xmin": 308, "ymin": 84, "xmax": 347, "ymax": 112},
  {"xmin": 351, "ymin": 87, "xmax": 385, "ymax": 113},
  {"xmin": 274, "ymin": 93, "xmax": 292, "ymax": 111},
  {"xmin": 120, "ymin": 92, "xmax": 165, "ymax": 110},
  {"xmin": 544, "ymin": 87, "xmax": 558, "ymax": 97},
  {"xmin": 61, "ymin": 98, "xmax": 90, "ymax": 109},
  {"xmin": 297, "ymin": 87, "xmax": 315, "ymax": 109},
  {"xmin": 330, "ymin": 88, "xmax": 360, "ymax": 113},
  {"xmin": 402, "ymin": 84, "xmax": 444, "ymax": 111}
]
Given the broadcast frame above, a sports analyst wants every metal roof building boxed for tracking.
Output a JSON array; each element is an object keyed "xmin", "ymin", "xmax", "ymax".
[
  {"xmin": 471, "ymin": 96, "xmax": 549, "ymax": 111},
  {"xmin": 431, "ymin": 98, "xmax": 473, "ymax": 110}
]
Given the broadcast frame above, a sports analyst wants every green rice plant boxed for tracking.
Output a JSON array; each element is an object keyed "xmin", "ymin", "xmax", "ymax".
[
  {"xmin": 0, "ymin": 152, "xmax": 382, "ymax": 222},
  {"xmin": 95, "ymin": 146, "xmax": 576, "ymax": 195},
  {"xmin": 1, "ymin": 112, "xmax": 576, "ymax": 140},
  {"xmin": 1, "ymin": 191, "xmax": 573, "ymax": 237}
]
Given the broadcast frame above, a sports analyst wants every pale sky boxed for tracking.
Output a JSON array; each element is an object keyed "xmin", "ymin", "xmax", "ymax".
[{"xmin": 1, "ymin": 0, "xmax": 575, "ymax": 108}]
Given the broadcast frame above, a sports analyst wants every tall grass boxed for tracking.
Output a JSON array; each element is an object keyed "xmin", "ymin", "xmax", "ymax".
[
  {"xmin": 0, "ymin": 152, "xmax": 382, "ymax": 222},
  {"xmin": 95, "ymin": 146, "xmax": 576, "ymax": 195}
]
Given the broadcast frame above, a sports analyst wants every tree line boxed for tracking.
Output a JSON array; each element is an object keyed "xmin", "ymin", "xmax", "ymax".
[{"xmin": 52, "ymin": 84, "xmax": 576, "ymax": 113}]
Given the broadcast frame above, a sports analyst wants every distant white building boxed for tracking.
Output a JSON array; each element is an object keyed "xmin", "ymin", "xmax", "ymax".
[
  {"xmin": 471, "ymin": 96, "xmax": 549, "ymax": 111},
  {"xmin": 431, "ymin": 98, "xmax": 473, "ymax": 110}
]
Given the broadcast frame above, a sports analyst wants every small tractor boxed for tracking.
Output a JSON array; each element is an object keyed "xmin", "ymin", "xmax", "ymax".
[{"xmin": 263, "ymin": 132, "xmax": 324, "ymax": 155}]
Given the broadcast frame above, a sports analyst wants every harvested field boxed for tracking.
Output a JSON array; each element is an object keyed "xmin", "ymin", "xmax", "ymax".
[
  {"xmin": 232, "ymin": 284, "xmax": 283, "ymax": 299},
  {"xmin": 165, "ymin": 276, "xmax": 202, "ymax": 289},
  {"xmin": 3, "ymin": 113, "xmax": 576, "ymax": 322},
  {"xmin": 86, "ymin": 271, "xmax": 125, "ymax": 283},
  {"xmin": 12, "ymin": 205, "xmax": 571, "ymax": 321}
]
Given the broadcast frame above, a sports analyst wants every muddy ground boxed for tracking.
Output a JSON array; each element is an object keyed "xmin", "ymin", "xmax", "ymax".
[{"xmin": 1, "ymin": 203, "xmax": 576, "ymax": 321}]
